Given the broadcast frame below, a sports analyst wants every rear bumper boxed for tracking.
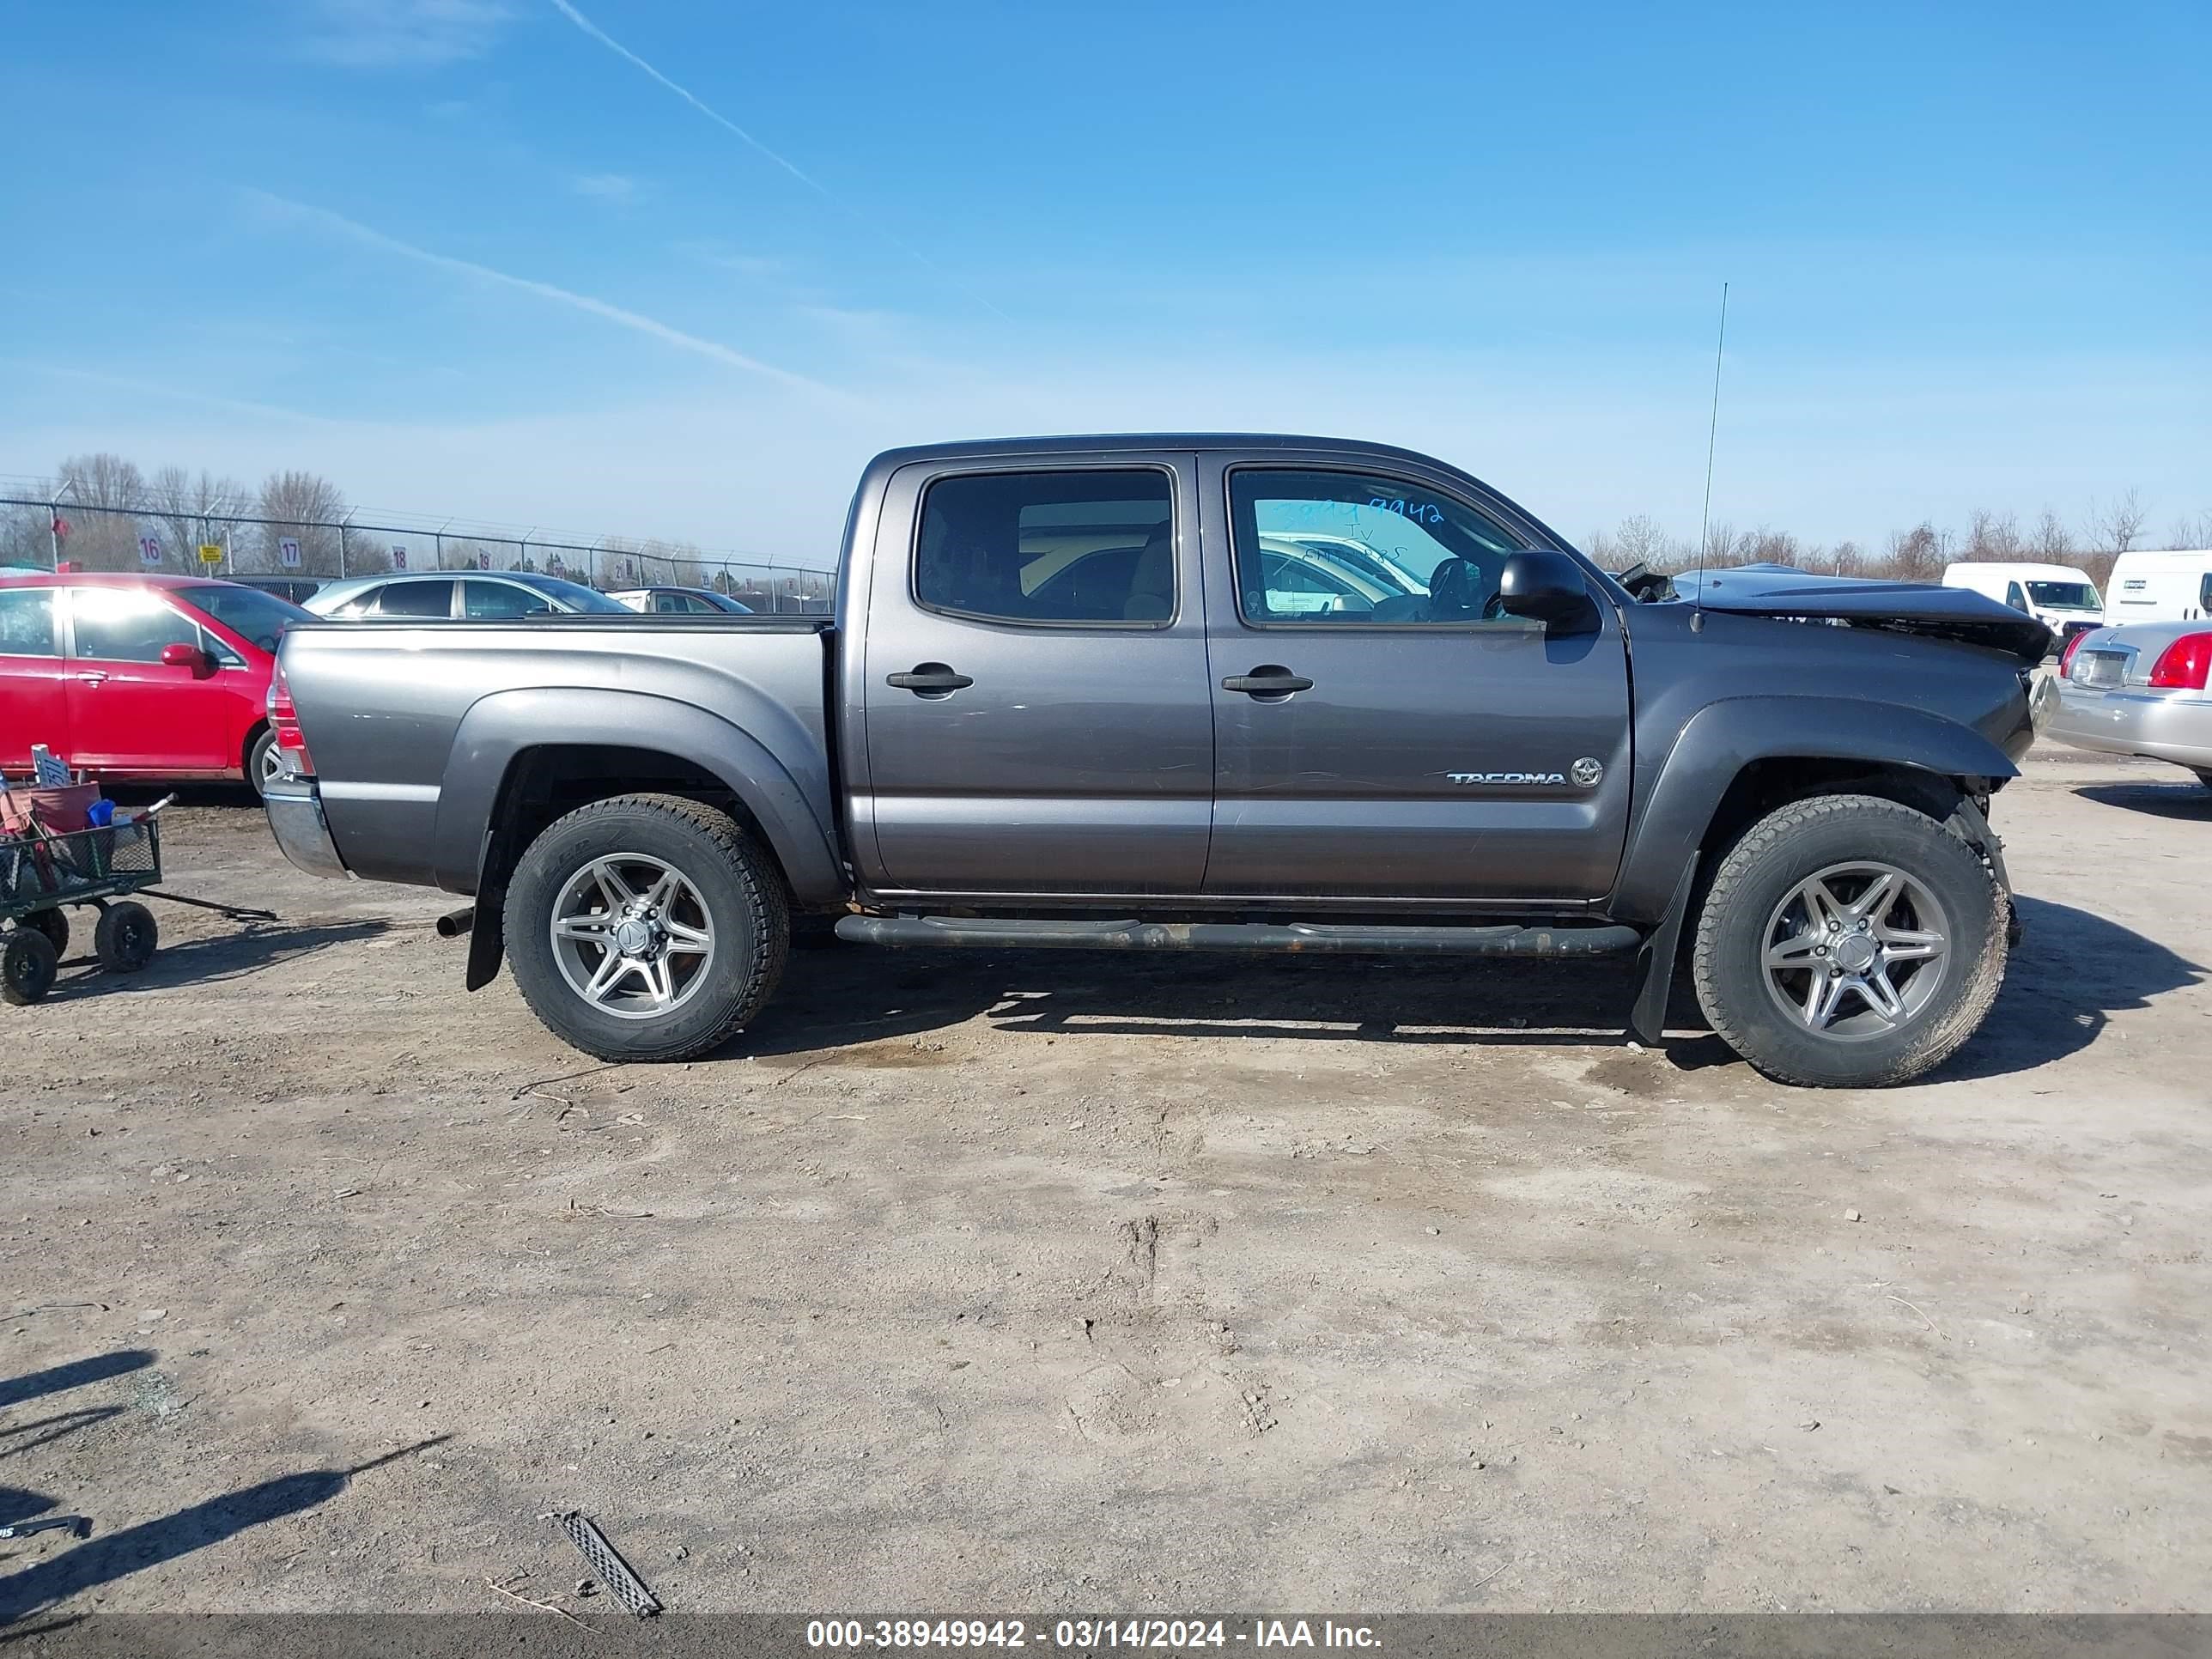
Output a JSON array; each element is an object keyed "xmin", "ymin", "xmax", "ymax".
[
  {"xmin": 264, "ymin": 776, "xmax": 352, "ymax": 880},
  {"xmin": 2048, "ymin": 683, "xmax": 2212, "ymax": 770}
]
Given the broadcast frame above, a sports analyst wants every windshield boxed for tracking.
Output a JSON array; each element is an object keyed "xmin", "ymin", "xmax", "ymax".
[
  {"xmin": 179, "ymin": 583, "xmax": 313, "ymax": 652},
  {"xmin": 2026, "ymin": 580, "xmax": 2099, "ymax": 611},
  {"xmin": 522, "ymin": 575, "xmax": 630, "ymax": 614}
]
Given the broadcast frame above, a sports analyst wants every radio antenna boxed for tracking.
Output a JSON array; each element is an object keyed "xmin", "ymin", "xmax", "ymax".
[{"xmin": 1692, "ymin": 281, "xmax": 1729, "ymax": 628}]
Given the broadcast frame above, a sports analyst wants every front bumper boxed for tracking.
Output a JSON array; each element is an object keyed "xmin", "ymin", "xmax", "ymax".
[
  {"xmin": 2047, "ymin": 682, "xmax": 2212, "ymax": 770},
  {"xmin": 264, "ymin": 775, "xmax": 352, "ymax": 880}
]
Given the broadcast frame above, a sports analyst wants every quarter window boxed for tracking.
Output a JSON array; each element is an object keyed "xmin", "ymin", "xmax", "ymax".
[
  {"xmin": 1229, "ymin": 469, "xmax": 1525, "ymax": 625},
  {"xmin": 464, "ymin": 580, "xmax": 550, "ymax": 618},
  {"xmin": 915, "ymin": 470, "xmax": 1176, "ymax": 625},
  {"xmin": 0, "ymin": 588, "xmax": 58, "ymax": 657}
]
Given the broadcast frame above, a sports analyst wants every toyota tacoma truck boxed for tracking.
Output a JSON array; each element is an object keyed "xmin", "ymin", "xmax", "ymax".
[{"xmin": 264, "ymin": 434, "xmax": 2047, "ymax": 1088}]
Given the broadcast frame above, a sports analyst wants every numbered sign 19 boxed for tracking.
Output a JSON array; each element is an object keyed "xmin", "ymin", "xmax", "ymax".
[{"xmin": 280, "ymin": 537, "xmax": 301, "ymax": 568}]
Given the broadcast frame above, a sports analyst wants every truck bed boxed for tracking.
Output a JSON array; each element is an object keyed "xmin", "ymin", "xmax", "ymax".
[{"xmin": 281, "ymin": 616, "xmax": 836, "ymax": 893}]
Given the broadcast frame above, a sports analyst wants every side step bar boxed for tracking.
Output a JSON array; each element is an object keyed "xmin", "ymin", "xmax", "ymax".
[{"xmin": 835, "ymin": 915, "xmax": 1643, "ymax": 957}]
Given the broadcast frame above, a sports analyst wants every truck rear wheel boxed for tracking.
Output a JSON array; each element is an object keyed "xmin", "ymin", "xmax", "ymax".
[
  {"xmin": 505, "ymin": 793, "xmax": 789, "ymax": 1063},
  {"xmin": 1690, "ymin": 794, "xmax": 2006, "ymax": 1088}
]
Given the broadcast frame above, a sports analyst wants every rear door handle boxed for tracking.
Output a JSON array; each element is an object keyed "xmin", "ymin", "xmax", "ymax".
[
  {"xmin": 887, "ymin": 663, "xmax": 973, "ymax": 696},
  {"xmin": 1221, "ymin": 667, "xmax": 1313, "ymax": 698}
]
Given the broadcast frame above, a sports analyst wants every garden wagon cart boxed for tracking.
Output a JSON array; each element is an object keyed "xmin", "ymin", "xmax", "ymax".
[{"xmin": 1, "ymin": 816, "xmax": 164, "ymax": 1004}]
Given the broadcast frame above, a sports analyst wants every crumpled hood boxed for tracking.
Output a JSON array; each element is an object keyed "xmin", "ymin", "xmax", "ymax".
[{"xmin": 1672, "ymin": 566, "xmax": 2054, "ymax": 665}]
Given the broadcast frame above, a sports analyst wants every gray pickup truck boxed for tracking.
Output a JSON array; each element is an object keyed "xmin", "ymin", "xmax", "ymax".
[{"xmin": 265, "ymin": 434, "xmax": 2047, "ymax": 1087}]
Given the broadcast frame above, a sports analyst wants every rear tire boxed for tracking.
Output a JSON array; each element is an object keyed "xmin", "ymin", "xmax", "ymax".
[
  {"xmin": 3, "ymin": 928, "xmax": 59, "ymax": 1005},
  {"xmin": 247, "ymin": 727, "xmax": 281, "ymax": 797},
  {"xmin": 95, "ymin": 901, "xmax": 159, "ymax": 972},
  {"xmin": 505, "ymin": 793, "xmax": 789, "ymax": 1062},
  {"xmin": 1691, "ymin": 794, "xmax": 2006, "ymax": 1088}
]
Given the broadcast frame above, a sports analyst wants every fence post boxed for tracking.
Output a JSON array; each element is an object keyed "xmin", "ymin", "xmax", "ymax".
[{"xmin": 338, "ymin": 511, "xmax": 351, "ymax": 580}]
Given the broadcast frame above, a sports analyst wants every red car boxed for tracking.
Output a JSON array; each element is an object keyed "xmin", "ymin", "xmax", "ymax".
[{"xmin": 0, "ymin": 573, "xmax": 311, "ymax": 794}]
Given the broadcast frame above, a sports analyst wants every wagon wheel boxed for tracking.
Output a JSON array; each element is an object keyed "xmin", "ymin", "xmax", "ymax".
[
  {"xmin": 3, "ymin": 928, "xmax": 59, "ymax": 1005},
  {"xmin": 94, "ymin": 902, "xmax": 159, "ymax": 973}
]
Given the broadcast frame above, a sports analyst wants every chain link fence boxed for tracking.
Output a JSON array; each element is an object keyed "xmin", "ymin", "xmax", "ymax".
[{"xmin": 0, "ymin": 494, "xmax": 836, "ymax": 615}]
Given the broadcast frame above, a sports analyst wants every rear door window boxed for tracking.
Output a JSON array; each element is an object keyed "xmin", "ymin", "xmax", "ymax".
[
  {"xmin": 378, "ymin": 580, "xmax": 455, "ymax": 618},
  {"xmin": 0, "ymin": 588, "xmax": 58, "ymax": 657},
  {"xmin": 915, "ymin": 470, "xmax": 1175, "ymax": 625}
]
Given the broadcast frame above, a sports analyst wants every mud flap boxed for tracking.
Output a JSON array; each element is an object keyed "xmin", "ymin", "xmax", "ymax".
[
  {"xmin": 1628, "ymin": 855, "xmax": 1698, "ymax": 1045},
  {"xmin": 465, "ymin": 902, "xmax": 505, "ymax": 991}
]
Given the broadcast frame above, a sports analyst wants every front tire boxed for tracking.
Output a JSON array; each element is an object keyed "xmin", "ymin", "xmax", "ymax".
[
  {"xmin": 1691, "ymin": 794, "xmax": 2006, "ymax": 1088},
  {"xmin": 505, "ymin": 793, "xmax": 789, "ymax": 1062},
  {"xmin": 95, "ymin": 901, "xmax": 159, "ymax": 972},
  {"xmin": 3, "ymin": 928, "xmax": 59, "ymax": 1005}
]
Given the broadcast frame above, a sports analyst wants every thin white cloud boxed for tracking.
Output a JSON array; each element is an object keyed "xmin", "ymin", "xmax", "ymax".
[
  {"xmin": 546, "ymin": 0, "xmax": 1009, "ymax": 321},
  {"xmin": 301, "ymin": 0, "xmax": 516, "ymax": 68},
  {"xmin": 241, "ymin": 190, "xmax": 845, "ymax": 399},
  {"xmin": 571, "ymin": 171, "xmax": 641, "ymax": 203}
]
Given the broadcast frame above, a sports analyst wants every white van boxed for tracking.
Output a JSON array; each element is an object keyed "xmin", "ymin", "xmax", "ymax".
[
  {"xmin": 2101, "ymin": 550, "xmax": 2212, "ymax": 625},
  {"xmin": 1942, "ymin": 562, "xmax": 2103, "ymax": 652}
]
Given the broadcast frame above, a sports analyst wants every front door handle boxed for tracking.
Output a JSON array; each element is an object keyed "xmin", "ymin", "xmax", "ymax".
[
  {"xmin": 73, "ymin": 671, "xmax": 108, "ymax": 685},
  {"xmin": 887, "ymin": 663, "xmax": 974, "ymax": 696},
  {"xmin": 1221, "ymin": 666, "xmax": 1313, "ymax": 698}
]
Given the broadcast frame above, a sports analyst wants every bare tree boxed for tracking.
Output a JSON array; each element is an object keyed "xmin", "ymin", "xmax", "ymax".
[
  {"xmin": 2165, "ymin": 509, "xmax": 2212, "ymax": 550},
  {"xmin": 255, "ymin": 470, "xmax": 349, "ymax": 575},
  {"xmin": 2091, "ymin": 488, "xmax": 2147, "ymax": 554},
  {"xmin": 53, "ymin": 452, "xmax": 149, "ymax": 569},
  {"xmin": 1885, "ymin": 522, "xmax": 1948, "ymax": 583},
  {"xmin": 1964, "ymin": 509, "xmax": 2024, "ymax": 560},
  {"xmin": 2028, "ymin": 508, "xmax": 2075, "ymax": 561},
  {"xmin": 1828, "ymin": 539, "xmax": 1864, "ymax": 576},
  {"xmin": 1742, "ymin": 527, "xmax": 1801, "ymax": 566},
  {"xmin": 147, "ymin": 466, "xmax": 250, "ymax": 574}
]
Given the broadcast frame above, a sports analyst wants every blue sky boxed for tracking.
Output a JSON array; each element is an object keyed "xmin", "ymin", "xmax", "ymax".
[{"xmin": 3, "ymin": 0, "xmax": 2205, "ymax": 563}]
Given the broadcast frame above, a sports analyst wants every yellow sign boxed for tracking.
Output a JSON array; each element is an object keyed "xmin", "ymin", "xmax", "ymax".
[{"xmin": 198, "ymin": 544, "xmax": 224, "ymax": 564}]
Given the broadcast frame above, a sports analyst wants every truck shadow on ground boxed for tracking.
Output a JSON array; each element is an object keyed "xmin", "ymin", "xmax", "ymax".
[
  {"xmin": 40, "ymin": 919, "xmax": 389, "ymax": 1004},
  {"xmin": 745, "ymin": 894, "xmax": 2193, "ymax": 1086},
  {"xmin": 2074, "ymin": 780, "xmax": 2212, "ymax": 822}
]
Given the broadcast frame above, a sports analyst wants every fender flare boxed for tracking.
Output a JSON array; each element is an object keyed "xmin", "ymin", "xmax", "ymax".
[
  {"xmin": 1611, "ymin": 696, "xmax": 2018, "ymax": 923},
  {"xmin": 433, "ymin": 686, "xmax": 845, "ymax": 908}
]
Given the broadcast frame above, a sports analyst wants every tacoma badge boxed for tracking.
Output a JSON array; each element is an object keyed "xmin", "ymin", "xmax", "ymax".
[{"xmin": 1448, "ymin": 771, "xmax": 1565, "ymax": 786}]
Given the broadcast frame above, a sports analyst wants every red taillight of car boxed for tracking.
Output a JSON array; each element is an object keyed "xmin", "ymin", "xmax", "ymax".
[
  {"xmin": 2058, "ymin": 629, "xmax": 2090, "ymax": 677},
  {"xmin": 267, "ymin": 664, "xmax": 315, "ymax": 775},
  {"xmin": 2147, "ymin": 631, "xmax": 2212, "ymax": 690}
]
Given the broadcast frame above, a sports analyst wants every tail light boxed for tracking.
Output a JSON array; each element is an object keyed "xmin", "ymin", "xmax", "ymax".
[
  {"xmin": 267, "ymin": 664, "xmax": 314, "ymax": 776},
  {"xmin": 2147, "ymin": 631, "xmax": 2212, "ymax": 690},
  {"xmin": 2058, "ymin": 629, "xmax": 2089, "ymax": 677}
]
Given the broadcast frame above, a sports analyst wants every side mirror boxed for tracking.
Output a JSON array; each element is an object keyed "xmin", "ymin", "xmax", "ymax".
[
  {"xmin": 1498, "ymin": 550, "xmax": 1592, "ymax": 624},
  {"xmin": 159, "ymin": 641, "xmax": 209, "ymax": 671}
]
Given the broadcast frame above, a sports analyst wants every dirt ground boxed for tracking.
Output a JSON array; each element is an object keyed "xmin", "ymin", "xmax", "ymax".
[{"xmin": 3, "ymin": 744, "xmax": 2208, "ymax": 1622}]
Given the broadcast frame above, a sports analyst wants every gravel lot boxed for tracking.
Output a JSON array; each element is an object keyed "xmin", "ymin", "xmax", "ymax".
[{"xmin": 3, "ymin": 745, "xmax": 2207, "ymax": 1621}]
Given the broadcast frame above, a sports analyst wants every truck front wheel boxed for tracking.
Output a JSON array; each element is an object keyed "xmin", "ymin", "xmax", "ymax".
[
  {"xmin": 505, "ymin": 793, "xmax": 789, "ymax": 1062},
  {"xmin": 1690, "ymin": 794, "xmax": 2007, "ymax": 1088}
]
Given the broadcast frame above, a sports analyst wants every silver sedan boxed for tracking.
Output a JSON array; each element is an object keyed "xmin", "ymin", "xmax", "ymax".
[{"xmin": 2048, "ymin": 621, "xmax": 2212, "ymax": 790}]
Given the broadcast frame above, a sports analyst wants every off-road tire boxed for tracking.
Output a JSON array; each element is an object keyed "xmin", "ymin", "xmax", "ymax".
[
  {"xmin": 24, "ymin": 906, "xmax": 69, "ymax": 958},
  {"xmin": 1692, "ymin": 794, "xmax": 2007, "ymax": 1088},
  {"xmin": 94, "ymin": 901, "xmax": 159, "ymax": 972},
  {"xmin": 506, "ymin": 793, "xmax": 789, "ymax": 1062},
  {"xmin": 3, "ymin": 927, "xmax": 59, "ymax": 1005}
]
